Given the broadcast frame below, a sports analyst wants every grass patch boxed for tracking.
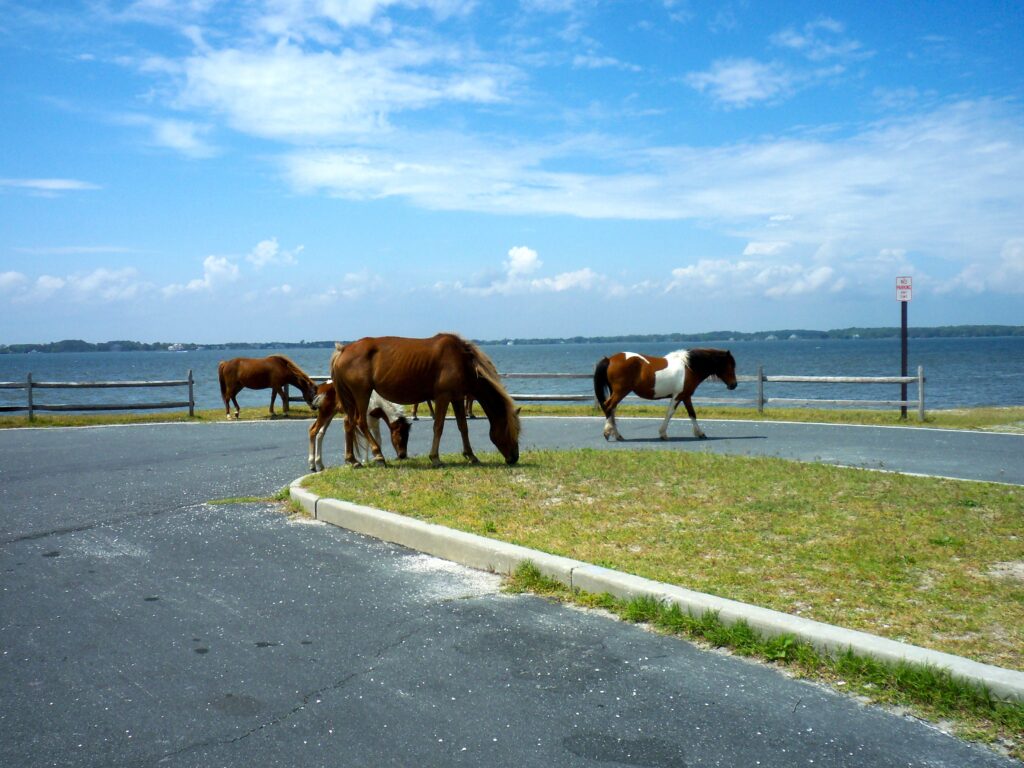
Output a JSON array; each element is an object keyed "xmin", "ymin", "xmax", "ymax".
[
  {"xmin": 516, "ymin": 403, "xmax": 1024, "ymax": 432},
  {"xmin": 508, "ymin": 562, "xmax": 1024, "ymax": 759},
  {"xmin": 208, "ymin": 486, "xmax": 292, "ymax": 505},
  {"xmin": 0, "ymin": 406, "xmax": 315, "ymax": 429},
  {"xmin": 1, "ymin": 404, "xmax": 1022, "ymax": 432},
  {"xmin": 303, "ymin": 448, "xmax": 1024, "ymax": 752}
]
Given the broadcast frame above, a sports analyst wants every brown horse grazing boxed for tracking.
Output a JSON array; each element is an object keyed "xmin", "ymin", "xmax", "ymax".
[
  {"xmin": 307, "ymin": 382, "xmax": 410, "ymax": 471},
  {"xmin": 218, "ymin": 355, "xmax": 318, "ymax": 419},
  {"xmin": 330, "ymin": 335, "xmax": 520, "ymax": 467},
  {"xmin": 594, "ymin": 348, "xmax": 738, "ymax": 441}
]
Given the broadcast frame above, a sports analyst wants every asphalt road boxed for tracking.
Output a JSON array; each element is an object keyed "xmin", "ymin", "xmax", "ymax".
[{"xmin": 1, "ymin": 419, "xmax": 1021, "ymax": 767}]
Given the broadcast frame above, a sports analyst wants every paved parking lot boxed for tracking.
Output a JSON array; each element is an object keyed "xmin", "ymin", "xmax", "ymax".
[{"xmin": 1, "ymin": 420, "xmax": 1020, "ymax": 766}]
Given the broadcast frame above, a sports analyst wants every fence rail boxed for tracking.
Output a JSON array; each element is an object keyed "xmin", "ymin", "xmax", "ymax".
[
  {"xmin": 2, "ymin": 365, "xmax": 925, "ymax": 421},
  {"xmin": 493, "ymin": 366, "xmax": 927, "ymax": 420},
  {"xmin": 0, "ymin": 371, "xmax": 195, "ymax": 419}
]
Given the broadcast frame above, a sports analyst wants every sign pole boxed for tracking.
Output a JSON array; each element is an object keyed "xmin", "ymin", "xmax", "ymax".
[
  {"xmin": 896, "ymin": 276, "xmax": 912, "ymax": 420},
  {"xmin": 901, "ymin": 300, "xmax": 908, "ymax": 420}
]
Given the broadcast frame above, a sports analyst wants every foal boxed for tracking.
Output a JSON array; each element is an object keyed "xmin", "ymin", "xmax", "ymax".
[{"xmin": 307, "ymin": 381, "xmax": 410, "ymax": 472}]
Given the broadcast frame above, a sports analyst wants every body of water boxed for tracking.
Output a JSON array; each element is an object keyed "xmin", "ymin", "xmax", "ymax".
[{"xmin": 1, "ymin": 336, "xmax": 1022, "ymax": 413}]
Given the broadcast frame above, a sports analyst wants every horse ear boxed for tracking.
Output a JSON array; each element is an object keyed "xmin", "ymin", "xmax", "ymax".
[{"xmin": 515, "ymin": 407, "xmax": 522, "ymax": 416}]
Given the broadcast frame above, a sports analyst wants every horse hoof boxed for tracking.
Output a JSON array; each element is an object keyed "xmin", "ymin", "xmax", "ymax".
[
  {"xmin": 465, "ymin": 454, "xmax": 480, "ymax": 465},
  {"xmin": 659, "ymin": 433, "xmax": 668, "ymax": 441},
  {"xmin": 429, "ymin": 457, "xmax": 442, "ymax": 468}
]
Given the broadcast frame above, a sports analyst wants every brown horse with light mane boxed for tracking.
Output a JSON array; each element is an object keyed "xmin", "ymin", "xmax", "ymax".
[
  {"xmin": 330, "ymin": 334, "xmax": 520, "ymax": 467},
  {"xmin": 217, "ymin": 355, "xmax": 318, "ymax": 419},
  {"xmin": 594, "ymin": 348, "xmax": 737, "ymax": 441}
]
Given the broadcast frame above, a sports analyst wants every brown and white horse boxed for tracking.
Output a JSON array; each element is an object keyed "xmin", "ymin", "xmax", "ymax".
[
  {"xmin": 307, "ymin": 382, "xmax": 410, "ymax": 472},
  {"xmin": 330, "ymin": 335, "xmax": 520, "ymax": 467},
  {"xmin": 593, "ymin": 348, "xmax": 737, "ymax": 441},
  {"xmin": 218, "ymin": 355, "xmax": 318, "ymax": 419}
]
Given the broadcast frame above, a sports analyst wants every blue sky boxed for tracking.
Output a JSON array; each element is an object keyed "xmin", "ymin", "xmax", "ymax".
[{"xmin": 1, "ymin": 0, "xmax": 1022, "ymax": 343}]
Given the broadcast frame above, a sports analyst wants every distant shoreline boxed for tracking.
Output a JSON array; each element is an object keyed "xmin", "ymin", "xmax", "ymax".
[{"xmin": 2, "ymin": 325, "xmax": 1022, "ymax": 354}]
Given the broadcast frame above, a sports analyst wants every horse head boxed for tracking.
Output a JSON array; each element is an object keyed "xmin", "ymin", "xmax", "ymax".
[
  {"xmin": 719, "ymin": 350, "xmax": 738, "ymax": 390},
  {"xmin": 390, "ymin": 417, "xmax": 412, "ymax": 460},
  {"xmin": 488, "ymin": 406, "xmax": 521, "ymax": 465}
]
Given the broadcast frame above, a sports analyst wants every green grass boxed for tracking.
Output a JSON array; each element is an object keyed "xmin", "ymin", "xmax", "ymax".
[
  {"xmin": 303, "ymin": 448, "xmax": 1024, "ymax": 756},
  {"xmin": 0, "ymin": 405, "xmax": 316, "ymax": 428},
  {"xmin": 2, "ymin": 403, "xmax": 1022, "ymax": 432}
]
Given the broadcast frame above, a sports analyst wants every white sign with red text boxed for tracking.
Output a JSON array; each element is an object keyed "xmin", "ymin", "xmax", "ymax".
[{"xmin": 896, "ymin": 276, "xmax": 912, "ymax": 302}]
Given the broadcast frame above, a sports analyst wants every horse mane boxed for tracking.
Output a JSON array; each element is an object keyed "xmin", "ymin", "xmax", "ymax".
[
  {"xmin": 686, "ymin": 348, "xmax": 733, "ymax": 381},
  {"xmin": 453, "ymin": 335, "xmax": 520, "ymax": 443},
  {"xmin": 270, "ymin": 355, "xmax": 316, "ymax": 390}
]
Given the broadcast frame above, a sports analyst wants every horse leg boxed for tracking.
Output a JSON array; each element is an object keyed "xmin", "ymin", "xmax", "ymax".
[
  {"xmin": 269, "ymin": 388, "xmax": 278, "ymax": 417},
  {"xmin": 451, "ymin": 398, "xmax": 479, "ymax": 464},
  {"xmin": 680, "ymin": 389, "xmax": 706, "ymax": 439},
  {"xmin": 282, "ymin": 385, "xmax": 290, "ymax": 415},
  {"xmin": 342, "ymin": 414, "xmax": 363, "ymax": 468},
  {"xmin": 367, "ymin": 413, "xmax": 387, "ymax": 459},
  {"xmin": 353, "ymin": 401, "xmax": 386, "ymax": 467},
  {"xmin": 311, "ymin": 409, "xmax": 333, "ymax": 471},
  {"xmin": 428, "ymin": 396, "xmax": 450, "ymax": 467},
  {"xmin": 658, "ymin": 397, "xmax": 681, "ymax": 440},
  {"xmin": 601, "ymin": 391, "xmax": 627, "ymax": 441},
  {"xmin": 229, "ymin": 390, "xmax": 241, "ymax": 420},
  {"xmin": 308, "ymin": 417, "xmax": 319, "ymax": 470}
]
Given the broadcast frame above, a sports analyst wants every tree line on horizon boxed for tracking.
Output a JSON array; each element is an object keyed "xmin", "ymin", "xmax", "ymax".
[{"xmin": 2, "ymin": 325, "xmax": 1022, "ymax": 354}]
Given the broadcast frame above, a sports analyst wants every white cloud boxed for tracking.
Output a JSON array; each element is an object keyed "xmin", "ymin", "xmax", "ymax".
[
  {"xmin": 176, "ymin": 40, "xmax": 507, "ymax": 141},
  {"xmin": 0, "ymin": 272, "xmax": 28, "ymax": 292},
  {"xmin": 505, "ymin": 246, "xmax": 542, "ymax": 276},
  {"xmin": 668, "ymin": 259, "xmax": 845, "ymax": 298},
  {"xmin": 942, "ymin": 239, "xmax": 1024, "ymax": 295},
  {"xmin": 742, "ymin": 241, "xmax": 790, "ymax": 256},
  {"xmin": 31, "ymin": 275, "xmax": 67, "ymax": 300},
  {"xmin": 685, "ymin": 58, "xmax": 793, "ymax": 108},
  {"xmin": 0, "ymin": 178, "xmax": 100, "ymax": 193},
  {"xmin": 163, "ymin": 254, "xmax": 240, "ymax": 295},
  {"xmin": 529, "ymin": 267, "xmax": 600, "ymax": 292},
  {"xmin": 69, "ymin": 267, "xmax": 148, "ymax": 301},
  {"xmin": 282, "ymin": 100, "xmax": 1024, "ymax": 276},
  {"xmin": 572, "ymin": 53, "xmax": 641, "ymax": 72},
  {"xmin": 771, "ymin": 18, "xmax": 870, "ymax": 63},
  {"xmin": 246, "ymin": 237, "xmax": 302, "ymax": 268},
  {"xmin": 149, "ymin": 118, "xmax": 217, "ymax": 158}
]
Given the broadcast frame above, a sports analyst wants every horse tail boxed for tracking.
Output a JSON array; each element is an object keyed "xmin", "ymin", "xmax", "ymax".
[
  {"xmin": 217, "ymin": 361, "xmax": 229, "ymax": 401},
  {"xmin": 593, "ymin": 357, "xmax": 611, "ymax": 415}
]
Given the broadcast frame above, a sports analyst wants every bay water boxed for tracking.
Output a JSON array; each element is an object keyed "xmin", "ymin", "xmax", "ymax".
[{"xmin": 1, "ymin": 336, "xmax": 1021, "ymax": 413}]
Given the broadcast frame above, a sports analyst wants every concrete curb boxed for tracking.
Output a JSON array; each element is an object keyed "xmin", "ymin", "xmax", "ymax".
[{"xmin": 290, "ymin": 476, "xmax": 1024, "ymax": 703}]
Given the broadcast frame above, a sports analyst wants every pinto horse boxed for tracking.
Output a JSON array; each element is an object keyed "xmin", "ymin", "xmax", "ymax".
[
  {"xmin": 217, "ymin": 355, "xmax": 318, "ymax": 419},
  {"xmin": 330, "ymin": 335, "xmax": 520, "ymax": 467},
  {"xmin": 307, "ymin": 382, "xmax": 410, "ymax": 472},
  {"xmin": 594, "ymin": 348, "xmax": 737, "ymax": 441}
]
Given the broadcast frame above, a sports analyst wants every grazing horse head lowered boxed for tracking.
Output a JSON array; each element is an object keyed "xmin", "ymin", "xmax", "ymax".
[
  {"xmin": 330, "ymin": 334, "xmax": 520, "ymax": 467},
  {"xmin": 593, "ymin": 348, "xmax": 737, "ymax": 441},
  {"xmin": 217, "ymin": 355, "xmax": 319, "ymax": 419}
]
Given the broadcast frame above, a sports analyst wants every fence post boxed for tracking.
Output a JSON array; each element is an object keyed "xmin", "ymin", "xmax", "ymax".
[
  {"xmin": 757, "ymin": 366, "xmax": 765, "ymax": 414},
  {"xmin": 26, "ymin": 372, "xmax": 34, "ymax": 422},
  {"xmin": 917, "ymin": 365, "xmax": 925, "ymax": 422},
  {"xmin": 188, "ymin": 369, "xmax": 195, "ymax": 417}
]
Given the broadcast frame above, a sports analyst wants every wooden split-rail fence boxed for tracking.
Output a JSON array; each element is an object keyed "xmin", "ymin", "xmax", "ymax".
[{"xmin": 0, "ymin": 366, "xmax": 926, "ymax": 421}]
